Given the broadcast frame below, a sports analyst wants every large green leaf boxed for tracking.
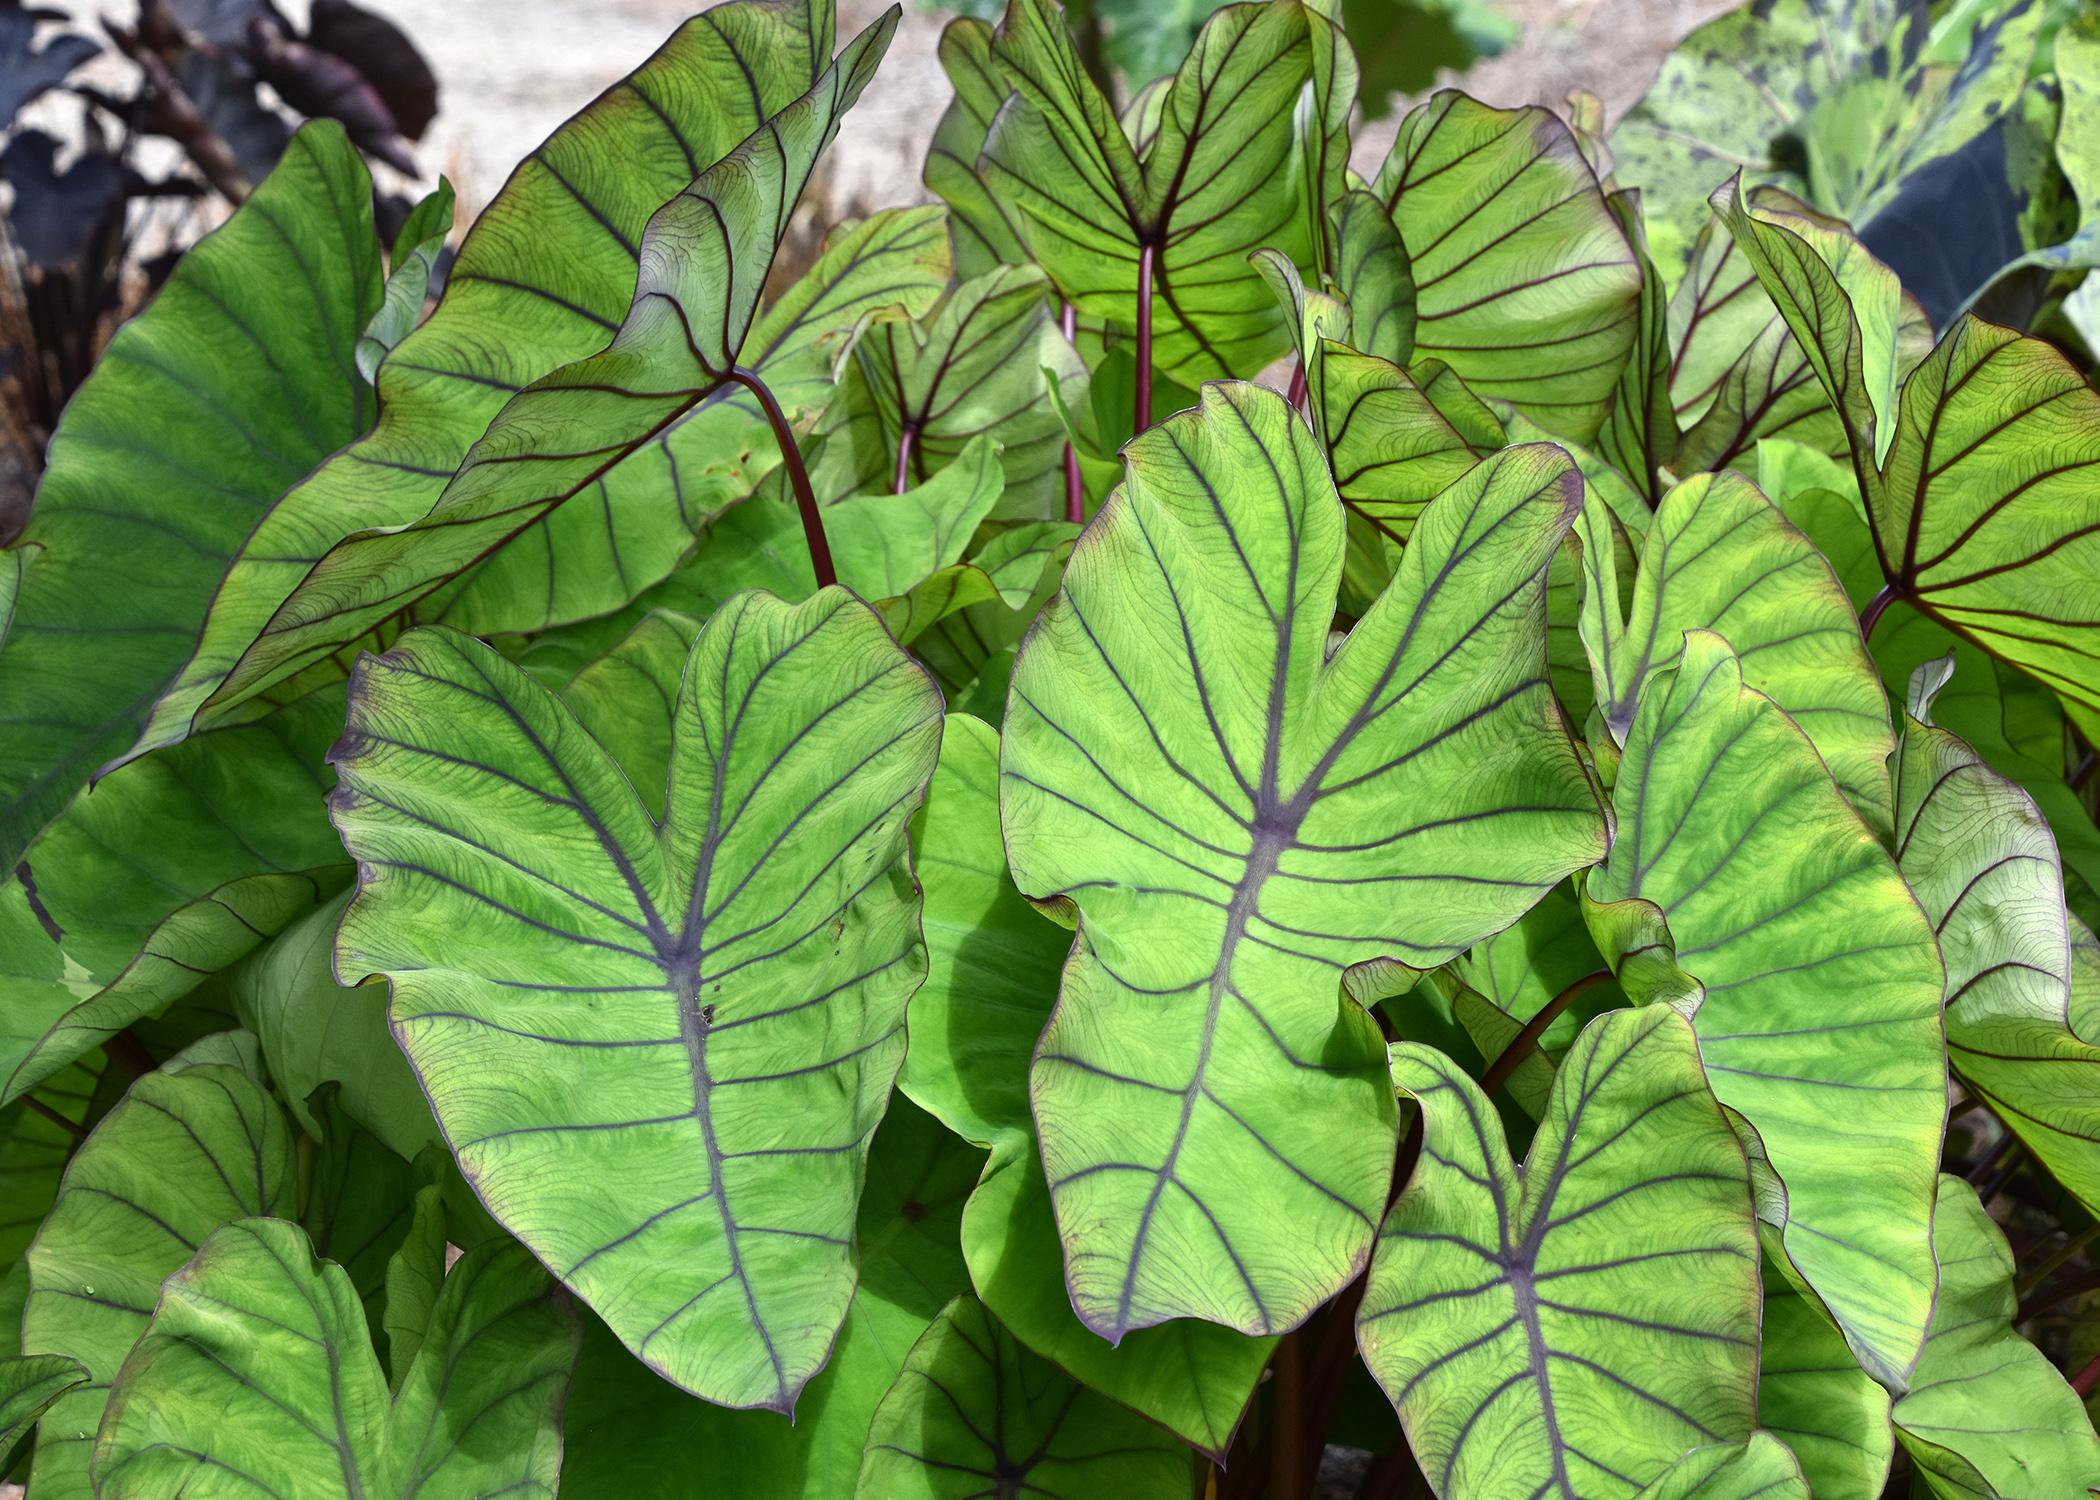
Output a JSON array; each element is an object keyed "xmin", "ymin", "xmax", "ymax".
[
  {"xmin": 1894, "ymin": 658, "xmax": 2100, "ymax": 1217},
  {"xmin": 855, "ymin": 1295, "xmax": 1190, "ymax": 1498},
  {"xmin": 0, "ymin": 122, "xmax": 380, "ymax": 869},
  {"xmin": 558, "ymin": 1096, "xmax": 978, "ymax": 1499},
  {"xmin": 980, "ymin": 0, "xmax": 1353, "ymax": 383},
  {"xmin": 1890, "ymin": 1177, "xmax": 2100, "ymax": 1498},
  {"xmin": 0, "ymin": 689, "xmax": 348, "ymax": 1106},
  {"xmin": 904, "ymin": 714, "xmax": 1274, "ymax": 1456},
  {"xmin": 192, "ymin": 16, "xmax": 907, "ymax": 711},
  {"xmin": 1368, "ymin": 91, "xmax": 1641, "ymax": 441},
  {"xmin": 93, "ymin": 1218, "xmax": 577, "ymax": 1498},
  {"xmin": 1357, "ymin": 1006, "xmax": 1760, "ymax": 1498},
  {"xmin": 21, "ymin": 1063, "xmax": 297, "ymax": 1497},
  {"xmin": 850, "ymin": 263, "xmax": 1081, "ymax": 519},
  {"xmin": 1631, "ymin": 1434, "xmax": 1812, "ymax": 1500},
  {"xmin": 329, "ymin": 594, "xmax": 942, "ymax": 1412},
  {"xmin": 1001, "ymin": 383, "xmax": 1608, "ymax": 1339},
  {"xmin": 1716, "ymin": 180, "xmax": 2100, "ymax": 735},
  {"xmin": 1757, "ymin": 1277, "xmax": 1894, "ymax": 1499},
  {"xmin": 123, "ymin": 0, "xmax": 844, "ymax": 758},
  {"xmin": 1575, "ymin": 470, "xmax": 1895, "ymax": 832},
  {"xmin": 1583, "ymin": 630, "xmax": 1945, "ymax": 1388}
]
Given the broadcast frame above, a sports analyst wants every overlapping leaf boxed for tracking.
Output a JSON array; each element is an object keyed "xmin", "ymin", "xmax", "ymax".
[
  {"xmin": 1716, "ymin": 179, "xmax": 2100, "ymax": 736},
  {"xmin": 1358, "ymin": 1006, "xmax": 1760, "ymax": 1498},
  {"xmin": 186, "ymin": 15, "xmax": 906, "ymax": 712},
  {"xmin": 1575, "ymin": 470, "xmax": 1894, "ymax": 831},
  {"xmin": 1890, "ymin": 1177, "xmax": 2100, "ymax": 1497},
  {"xmin": 92, "ymin": 1218, "xmax": 578, "ymax": 1498},
  {"xmin": 1894, "ymin": 658, "xmax": 2100, "ymax": 1217},
  {"xmin": 1583, "ymin": 630, "xmax": 1945, "ymax": 1388},
  {"xmin": 0, "ymin": 689, "xmax": 348, "ymax": 1105},
  {"xmin": 1369, "ymin": 90, "xmax": 1641, "ymax": 440},
  {"xmin": 0, "ymin": 123, "xmax": 380, "ymax": 868},
  {"xmin": 329, "ymin": 594, "xmax": 942, "ymax": 1411},
  {"xmin": 922, "ymin": 15, "xmax": 1028, "ymax": 278},
  {"xmin": 0, "ymin": 1354, "xmax": 86, "ymax": 1456},
  {"xmin": 21, "ymin": 1062, "xmax": 297, "ymax": 1497},
  {"xmin": 557, "ymin": 1098, "xmax": 979, "ymax": 1499},
  {"xmin": 979, "ymin": 0, "xmax": 1353, "ymax": 383},
  {"xmin": 123, "ymin": 0, "xmax": 846, "ymax": 758},
  {"xmin": 851, "ymin": 263, "xmax": 1082, "ymax": 518},
  {"xmin": 1758, "ymin": 1279, "xmax": 1894, "ymax": 1500},
  {"xmin": 355, "ymin": 180, "xmax": 454, "ymax": 383},
  {"xmin": 855, "ymin": 1295, "xmax": 1189, "ymax": 1498},
  {"xmin": 905, "ymin": 715, "xmax": 1274, "ymax": 1456},
  {"xmin": 1002, "ymin": 383, "xmax": 1607, "ymax": 1340}
]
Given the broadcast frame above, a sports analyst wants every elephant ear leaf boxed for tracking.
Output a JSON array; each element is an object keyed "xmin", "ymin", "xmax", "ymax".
[
  {"xmin": 1715, "ymin": 180, "xmax": 2100, "ymax": 736},
  {"xmin": 0, "ymin": 1354, "xmax": 87, "ymax": 1454},
  {"xmin": 123, "ymin": 0, "xmax": 843, "ymax": 762},
  {"xmin": 1370, "ymin": 91, "xmax": 1641, "ymax": 442},
  {"xmin": 92, "ymin": 1219, "xmax": 578, "ymax": 1498},
  {"xmin": 1357, "ymin": 1006, "xmax": 1760, "ymax": 1498},
  {"xmin": 1574, "ymin": 470, "xmax": 1894, "ymax": 833},
  {"xmin": 923, "ymin": 15, "xmax": 1028, "ymax": 277},
  {"xmin": 22, "ymin": 1063, "xmax": 298, "ymax": 1497},
  {"xmin": 1890, "ymin": 1178, "xmax": 2100, "ymax": 1498},
  {"xmin": 1894, "ymin": 659, "xmax": 2100, "ymax": 1219},
  {"xmin": 200, "ymin": 12, "xmax": 904, "ymax": 707},
  {"xmin": 0, "ymin": 122, "xmax": 382, "ymax": 870},
  {"xmin": 1001, "ymin": 383, "xmax": 1607, "ymax": 1341},
  {"xmin": 854, "ymin": 1295, "xmax": 1190, "ymax": 1499},
  {"xmin": 329, "ymin": 592, "xmax": 943, "ymax": 1412},
  {"xmin": 1582, "ymin": 630, "xmax": 1945, "ymax": 1390},
  {"xmin": 981, "ymin": 0, "xmax": 1354, "ymax": 383},
  {"xmin": 1631, "ymin": 1433, "xmax": 1811, "ymax": 1500}
]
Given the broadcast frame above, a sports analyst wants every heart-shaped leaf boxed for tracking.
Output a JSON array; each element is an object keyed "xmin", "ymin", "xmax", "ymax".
[
  {"xmin": 329, "ymin": 592, "xmax": 942, "ymax": 1411},
  {"xmin": 22, "ymin": 1063, "xmax": 298, "ymax": 1497},
  {"xmin": 197, "ymin": 14, "xmax": 905, "ymax": 704},
  {"xmin": 0, "ymin": 124, "xmax": 381, "ymax": 868},
  {"xmin": 1575, "ymin": 469, "xmax": 1894, "ymax": 832},
  {"xmin": 93, "ymin": 1218, "xmax": 578, "ymax": 1498},
  {"xmin": 1893, "ymin": 658, "xmax": 2100, "ymax": 1218},
  {"xmin": 125, "ymin": 0, "xmax": 850, "ymax": 759},
  {"xmin": 1, "ymin": 688, "xmax": 349, "ymax": 1104},
  {"xmin": 1891, "ymin": 1177, "xmax": 2100, "ymax": 1497},
  {"xmin": 980, "ymin": 0, "xmax": 1354, "ymax": 384},
  {"xmin": 1583, "ymin": 630, "xmax": 1945, "ymax": 1388},
  {"xmin": 1002, "ymin": 383, "xmax": 1608, "ymax": 1340},
  {"xmin": 855, "ymin": 1295, "xmax": 1190, "ymax": 1498},
  {"xmin": 1368, "ymin": 91, "xmax": 1641, "ymax": 441},
  {"xmin": 906, "ymin": 714, "xmax": 1274, "ymax": 1456},
  {"xmin": 1357, "ymin": 1005, "xmax": 1760, "ymax": 1498}
]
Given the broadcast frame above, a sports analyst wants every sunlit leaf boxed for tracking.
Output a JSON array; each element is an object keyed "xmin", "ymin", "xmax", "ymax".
[
  {"xmin": 923, "ymin": 15, "xmax": 1029, "ymax": 278},
  {"xmin": 1002, "ymin": 383, "xmax": 1607, "ymax": 1339},
  {"xmin": 1369, "ymin": 91, "xmax": 1641, "ymax": 441},
  {"xmin": 93, "ymin": 1218, "xmax": 577, "ymax": 1498},
  {"xmin": 1583, "ymin": 630, "xmax": 1945, "ymax": 1388},
  {"xmin": 330, "ymin": 594, "xmax": 942, "ymax": 1411},
  {"xmin": 1631, "ymin": 1433, "xmax": 1812, "ymax": 1500},
  {"xmin": 1575, "ymin": 469, "xmax": 1894, "ymax": 832},
  {"xmin": 1358, "ymin": 1006, "xmax": 1760, "ymax": 1497},
  {"xmin": 1757, "ymin": 1275, "xmax": 1894, "ymax": 1499}
]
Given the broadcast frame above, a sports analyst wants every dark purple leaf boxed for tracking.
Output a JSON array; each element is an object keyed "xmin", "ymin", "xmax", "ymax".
[
  {"xmin": 0, "ymin": 130, "xmax": 123, "ymax": 268},
  {"xmin": 248, "ymin": 20, "xmax": 416, "ymax": 174},
  {"xmin": 0, "ymin": 8, "xmax": 99, "ymax": 122},
  {"xmin": 306, "ymin": 0, "xmax": 438, "ymax": 141}
]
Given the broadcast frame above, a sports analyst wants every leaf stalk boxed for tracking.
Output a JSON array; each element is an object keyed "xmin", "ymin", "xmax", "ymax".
[
  {"xmin": 727, "ymin": 365, "xmax": 836, "ymax": 589},
  {"xmin": 1135, "ymin": 241, "xmax": 1155, "ymax": 434}
]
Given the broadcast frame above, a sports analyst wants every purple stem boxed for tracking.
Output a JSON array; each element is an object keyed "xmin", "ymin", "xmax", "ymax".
[
  {"xmin": 1859, "ymin": 582, "xmax": 1897, "ymax": 642},
  {"xmin": 727, "ymin": 365, "xmax": 834, "ymax": 589},
  {"xmin": 1135, "ymin": 241, "xmax": 1155, "ymax": 434},
  {"xmin": 1061, "ymin": 300, "xmax": 1084, "ymax": 523}
]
